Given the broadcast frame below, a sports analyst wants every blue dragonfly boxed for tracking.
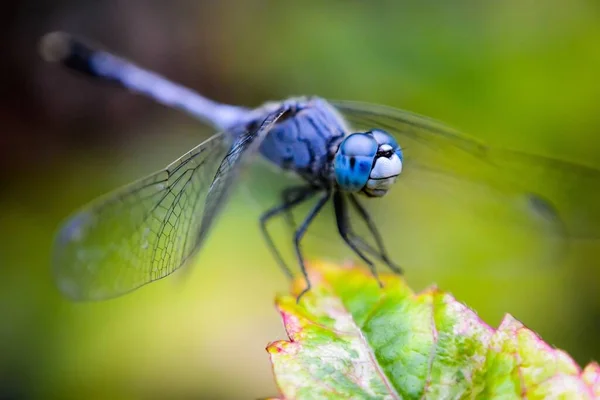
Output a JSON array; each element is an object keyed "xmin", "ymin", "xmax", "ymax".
[{"xmin": 41, "ymin": 32, "xmax": 600, "ymax": 301}]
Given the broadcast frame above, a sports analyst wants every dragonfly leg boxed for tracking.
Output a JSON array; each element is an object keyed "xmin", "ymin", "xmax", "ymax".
[
  {"xmin": 348, "ymin": 194, "xmax": 403, "ymax": 275},
  {"xmin": 281, "ymin": 186, "xmax": 308, "ymax": 230},
  {"xmin": 333, "ymin": 192, "xmax": 383, "ymax": 287},
  {"xmin": 295, "ymin": 191, "xmax": 331, "ymax": 303},
  {"xmin": 260, "ymin": 187, "xmax": 317, "ymax": 279},
  {"xmin": 331, "ymin": 207, "xmax": 392, "ymax": 268}
]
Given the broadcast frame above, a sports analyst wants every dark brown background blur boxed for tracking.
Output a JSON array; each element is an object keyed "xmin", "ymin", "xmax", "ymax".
[{"xmin": 1, "ymin": 1, "xmax": 600, "ymax": 398}]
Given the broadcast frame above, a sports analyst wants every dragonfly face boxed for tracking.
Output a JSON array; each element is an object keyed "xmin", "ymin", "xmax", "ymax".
[{"xmin": 334, "ymin": 129, "xmax": 404, "ymax": 197}]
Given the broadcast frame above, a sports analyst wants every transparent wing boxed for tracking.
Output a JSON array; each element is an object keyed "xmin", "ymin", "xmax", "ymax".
[
  {"xmin": 333, "ymin": 100, "xmax": 600, "ymax": 239},
  {"xmin": 195, "ymin": 108, "xmax": 288, "ymax": 247},
  {"xmin": 53, "ymin": 110, "xmax": 285, "ymax": 300},
  {"xmin": 53, "ymin": 134, "xmax": 231, "ymax": 300}
]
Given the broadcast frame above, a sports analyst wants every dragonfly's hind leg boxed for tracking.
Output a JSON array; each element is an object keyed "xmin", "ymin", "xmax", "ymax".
[
  {"xmin": 260, "ymin": 186, "xmax": 316, "ymax": 279},
  {"xmin": 294, "ymin": 191, "xmax": 331, "ymax": 303},
  {"xmin": 333, "ymin": 192, "xmax": 384, "ymax": 287},
  {"xmin": 348, "ymin": 194, "xmax": 403, "ymax": 275}
]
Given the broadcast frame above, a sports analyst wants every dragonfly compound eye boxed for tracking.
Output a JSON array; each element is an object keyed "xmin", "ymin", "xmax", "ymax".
[{"xmin": 334, "ymin": 133, "xmax": 378, "ymax": 192}]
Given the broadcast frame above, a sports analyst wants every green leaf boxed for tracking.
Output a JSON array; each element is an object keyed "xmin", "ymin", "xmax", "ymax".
[{"xmin": 267, "ymin": 262, "xmax": 600, "ymax": 400}]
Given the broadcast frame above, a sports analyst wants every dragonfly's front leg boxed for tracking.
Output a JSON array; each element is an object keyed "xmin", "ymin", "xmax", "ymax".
[
  {"xmin": 333, "ymin": 192, "xmax": 384, "ymax": 287},
  {"xmin": 348, "ymin": 194, "xmax": 403, "ymax": 275}
]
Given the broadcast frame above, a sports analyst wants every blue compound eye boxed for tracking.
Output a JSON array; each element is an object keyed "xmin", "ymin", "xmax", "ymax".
[
  {"xmin": 370, "ymin": 129, "xmax": 402, "ymax": 160},
  {"xmin": 371, "ymin": 128, "xmax": 397, "ymax": 147},
  {"xmin": 334, "ymin": 133, "xmax": 378, "ymax": 192}
]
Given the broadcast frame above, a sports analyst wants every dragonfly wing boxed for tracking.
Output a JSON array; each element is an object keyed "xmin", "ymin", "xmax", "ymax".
[
  {"xmin": 333, "ymin": 100, "xmax": 600, "ymax": 238},
  {"xmin": 53, "ymin": 109, "xmax": 285, "ymax": 300},
  {"xmin": 195, "ymin": 108, "xmax": 289, "ymax": 247},
  {"xmin": 53, "ymin": 133, "xmax": 231, "ymax": 300}
]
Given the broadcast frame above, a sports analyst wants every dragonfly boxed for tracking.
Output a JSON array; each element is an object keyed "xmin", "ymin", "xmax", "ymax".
[{"xmin": 41, "ymin": 32, "xmax": 600, "ymax": 301}]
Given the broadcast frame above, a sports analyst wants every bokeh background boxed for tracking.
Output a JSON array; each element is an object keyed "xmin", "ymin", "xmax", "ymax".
[{"xmin": 2, "ymin": 1, "xmax": 600, "ymax": 398}]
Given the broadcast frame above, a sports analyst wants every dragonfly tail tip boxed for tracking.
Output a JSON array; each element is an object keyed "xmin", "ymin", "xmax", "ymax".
[{"xmin": 39, "ymin": 31, "xmax": 72, "ymax": 63}]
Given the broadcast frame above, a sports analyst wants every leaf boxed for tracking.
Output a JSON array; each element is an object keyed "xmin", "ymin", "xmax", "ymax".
[{"xmin": 266, "ymin": 262, "xmax": 600, "ymax": 400}]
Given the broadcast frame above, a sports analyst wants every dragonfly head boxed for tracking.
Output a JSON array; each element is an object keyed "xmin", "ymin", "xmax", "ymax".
[{"xmin": 334, "ymin": 129, "xmax": 403, "ymax": 197}]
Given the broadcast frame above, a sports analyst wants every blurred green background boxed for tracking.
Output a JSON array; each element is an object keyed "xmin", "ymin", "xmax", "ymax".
[{"xmin": 1, "ymin": 1, "xmax": 600, "ymax": 398}]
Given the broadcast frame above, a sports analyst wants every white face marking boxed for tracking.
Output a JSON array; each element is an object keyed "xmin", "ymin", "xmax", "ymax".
[
  {"xmin": 369, "ymin": 154, "xmax": 402, "ymax": 179},
  {"xmin": 379, "ymin": 144, "xmax": 393, "ymax": 152},
  {"xmin": 365, "ymin": 177, "xmax": 398, "ymax": 196},
  {"xmin": 364, "ymin": 154, "xmax": 402, "ymax": 197}
]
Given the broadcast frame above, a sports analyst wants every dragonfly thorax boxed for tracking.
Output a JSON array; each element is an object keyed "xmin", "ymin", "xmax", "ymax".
[
  {"xmin": 257, "ymin": 97, "xmax": 347, "ymax": 186},
  {"xmin": 334, "ymin": 129, "xmax": 403, "ymax": 197}
]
